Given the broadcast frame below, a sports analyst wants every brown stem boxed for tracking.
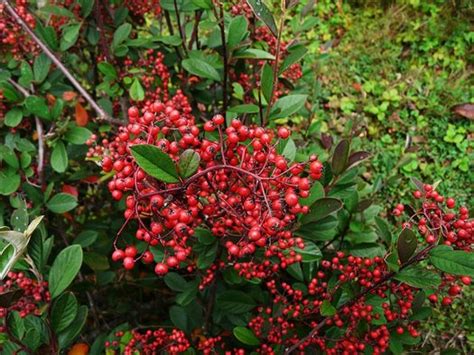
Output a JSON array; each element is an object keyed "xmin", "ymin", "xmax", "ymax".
[
  {"xmin": 1, "ymin": 0, "xmax": 118, "ymax": 123},
  {"xmin": 188, "ymin": 10, "xmax": 202, "ymax": 50},
  {"xmin": 264, "ymin": 15, "xmax": 285, "ymax": 124},
  {"xmin": 173, "ymin": 0, "xmax": 188, "ymax": 56},
  {"xmin": 216, "ymin": 2, "xmax": 228, "ymax": 115},
  {"xmin": 284, "ymin": 243, "xmax": 437, "ymax": 354}
]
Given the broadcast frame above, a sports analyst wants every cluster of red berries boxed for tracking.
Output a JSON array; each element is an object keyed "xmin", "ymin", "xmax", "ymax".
[
  {"xmin": 123, "ymin": 0, "xmax": 162, "ymax": 18},
  {"xmin": 393, "ymin": 184, "xmax": 473, "ymax": 250},
  {"xmin": 105, "ymin": 328, "xmax": 189, "ymax": 355},
  {"xmin": 0, "ymin": 272, "xmax": 50, "ymax": 332},
  {"xmin": 0, "ymin": 0, "xmax": 36, "ymax": 57},
  {"xmin": 97, "ymin": 92, "xmax": 323, "ymax": 277}
]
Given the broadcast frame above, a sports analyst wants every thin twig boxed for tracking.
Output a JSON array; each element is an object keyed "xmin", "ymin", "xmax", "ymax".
[
  {"xmin": 216, "ymin": 2, "xmax": 228, "ymax": 115},
  {"xmin": 1, "ymin": 0, "xmax": 117, "ymax": 123},
  {"xmin": 188, "ymin": 10, "xmax": 202, "ymax": 50},
  {"xmin": 173, "ymin": 0, "xmax": 188, "ymax": 56}
]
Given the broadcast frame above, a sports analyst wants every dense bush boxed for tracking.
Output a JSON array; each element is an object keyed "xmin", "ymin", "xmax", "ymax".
[{"xmin": 0, "ymin": 0, "xmax": 472, "ymax": 354}]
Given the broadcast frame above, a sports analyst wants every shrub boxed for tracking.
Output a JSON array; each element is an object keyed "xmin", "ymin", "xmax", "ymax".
[{"xmin": 0, "ymin": 0, "xmax": 472, "ymax": 354}]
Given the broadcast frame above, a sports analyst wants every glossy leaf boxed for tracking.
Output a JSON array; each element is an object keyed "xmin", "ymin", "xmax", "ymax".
[
  {"xmin": 394, "ymin": 266, "xmax": 441, "ymax": 289},
  {"xmin": 130, "ymin": 144, "xmax": 180, "ymax": 183},
  {"xmin": 51, "ymin": 141, "xmax": 68, "ymax": 173},
  {"xmin": 397, "ymin": 229, "xmax": 417, "ymax": 264},
  {"xmin": 300, "ymin": 198, "xmax": 343, "ymax": 224},
  {"xmin": 49, "ymin": 245, "xmax": 83, "ymax": 299},
  {"xmin": 331, "ymin": 139, "xmax": 350, "ymax": 175},
  {"xmin": 182, "ymin": 58, "xmax": 220, "ymax": 81},
  {"xmin": 246, "ymin": 0, "xmax": 278, "ymax": 37},
  {"xmin": 51, "ymin": 292, "xmax": 78, "ymax": 332},
  {"xmin": 46, "ymin": 193, "xmax": 78, "ymax": 214},
  {"xmin": 234, "ymin": 326, "xmax": 260, "ymax": 346},
  {"xmin": 429, "ymin": 246, "xmax": 474, "ymax": 277}
]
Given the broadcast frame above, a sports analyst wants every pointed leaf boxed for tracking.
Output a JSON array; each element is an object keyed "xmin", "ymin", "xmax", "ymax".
[
  {"xmin": 51, "ymin": 292, "xmax": 78, "ymax": 332},
  {"xmin": 397, "ymin": 228, "xmax": 417, "ymax": 264},
  {"xmin": 331, "ymin": 139, "xmax": 350, "ymax": 175},
  {"xmin": 233, "ymin": 326, "xmax": 260, "ymax": 346},
  {"xmin": 300, "ymin": 198, "xmax": 343, "ymax": 224},
  {"xmin": 246, "ymin": 0, "xmax": 278, "ymax": 37},
  {"xmin": 182, "ymin": 58, "xmax": 220, "ymax": 81},
  {"xmin": 429, "ymin": 246, "xmax": 474, "ymax": 277},
  {"xmin": 347, "ymin": 151, "xmax": 371, "ymax": 170},
  {"xmin": 130, "ymin": 144, "xmax": 180, "ymax": 183},
  {"xmin": 49, "ymin": 245, "xmax": 83, "ymax": 299}
]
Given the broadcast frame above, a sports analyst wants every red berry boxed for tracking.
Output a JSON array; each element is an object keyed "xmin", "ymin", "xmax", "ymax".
[
  {"xmin": 155, "ymin": 263, "xmax": 169, "ymax": 275},
  {"xmin": 123, "ymin": 257, "xmax": 135, "ymax": 270},
  {"xmin": 112, "ymin": 249, "xmax": 125, "ymax": 261}
]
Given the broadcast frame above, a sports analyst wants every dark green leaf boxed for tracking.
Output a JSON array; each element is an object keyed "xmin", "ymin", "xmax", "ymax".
[
  {"xmin": 51, "ymin": 292, "xmax": 78, "ymax": 333},
  {"xmin": 280, "ymin": 44, "xmax": 307, "ymax": 74},
  {"xmin": 57, "ymin": 305, "xmax": 88, "ymax": 349},
  {"xmin": 228, "ymin": 104, "xmax": 260, "ymax": 114},
  {"xmin": 395, "ymin": 265, "xmax": 441, "ymax": 289},
  {"xmin": 294, "ymin": 241, "xmax": 322, "ymax": 262},
  {"xmin": 130, "ymin": 144, "xmax": 180, "ymax": 183},
  {"xmin": 164, "ymin": 272, "xmax": 188, "ymax": 292},
  {"xmin": 98, "ymin": 62, "xmax": 118, "ymax": 79},
  {"xmin": 25, "ymin": 96, "xmax": 49, "ymax": 119},
  {"xmin": 233, "ymin": 48, "xmax": 275, "ymax": 60},
  {"xmin": 217, "ymin": 290, "xmax": 255, "ymax": 314},
  {"xmin": 112, "ymin": 23, "xmax": 132, "ymax": 48},
  {"xmin": 300, "ymin": 198, "xmax": 343, "ymax": 224},
  {"xmin": 261, "ymin": 63, "xmax": 273, "ymax": 103},
  {"xmin": 374, "ymin": 216, "xmax": 392, "ymax": 244},
  {"xmin": 60, "ymin": 23, "xmax": 81, "ymax": 51},
  {"xmin": 49, "ymin": 245, "xmax": 83, "ymax": 299},
  {"xmin": 246, "ymin": 0, "xmax": 278, "ymax": 37},
  {"xmin": 331, "ymin": 139, "xmax": 350, "ymax": 175},
  {"xmin": 397, "ymin": 229, "xmax": 417, "ymax": 264}
]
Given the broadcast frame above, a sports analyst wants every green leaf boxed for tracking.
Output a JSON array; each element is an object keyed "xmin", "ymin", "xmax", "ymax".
[
  {"xmin": 60, "ymin": 23, "xmax": 81, "ymax": 51},
  {"xmin": 0, "ymin": 170, "xmax": 21, "ymax": 195},
  {"xmin": 374, "ymin": 216, "xmax": 392, "ymax": 244},
  {"xmin": 178, "ymin": 149, "xmax": 200, "ymax": 178},
  {"xmin": 18, "ymin": 61, "xmax": 33, "ymax": 87},
  {"xmin": 57, "ymin": 305, "xmax": 88, "ymax": 349},
  {"xmin": 228, "ymin": 104, "xmax": 260, "ymax": 114},
  {"xmin": 130, "ymin": 78, "xmax": 145, "ymax": 101},
  {"xmin": 73, "ymin": 230, "xmax": 98, "ymax": 248},
  {"xmin": 51, "ymin": 141, "xmax": 68, "ymax": 173},
  {"xmin": 429, "ymin": 246, "xmax": 474, "ymax": 277},
  {"xmin": 233, "ymin": 48, "xmax": 275, "ymax": 60},
  {"xmin": 39, "ymin": 4, "xmax": 75, "ymax": 18},
  {"xmin": 300, "ymin": 181, "xmax": 324, "ymax": 206},
  {"xmin": 320, "ymin": 300, "xmax": 336, "ymax": 316},
  {"xmin": 395, "ymin": 265, "xmax": 441, "ymax": 289},
  {"xmin": 170, "ymin": 305, "xmax": 188, "ymax": 331},
  {"xmin": 25, "ymin": 96, "xmax": 50, "ymax": 119},
  {"xmin": 49, "ymin": 245, "xmax": 83, "ymax": 299},
  {"xmin": 261, "ymin": 63, "xmax": 273, "ymax": 103},
  {"xmin": 280, "ymin": 44, "xmax": 307, "ymax": 74},
  {"xmin": 130, "ymin": 144, "xmax": 180, "ymax": 183},
  {"xmin": 270, "ymin": 94, "xmax": 307, "ymax": 119},
  {"xmin": 246, "ymin": 0, "xmax": 278, "ymax": 37},
  {"xmin": 64, "ymin": 127, "xmax": 92, "ymax": 145},
  {"xmin": 228, "ymin": 16, "xmax": 248, "ymax": 48},
  {"xmin": 33, "ymin": 53, "xmax": 51, "ymax": 83},
  {"xmin": 397, "ymin": 228, "xmax": 417, "ymax": 264},
  {"xmin": 294, "ymin": 241, "xmax": 322, "ymax": 262},
  {"xmin": 300, "ymin": 198, "xmax": 343, "ymax": 224},
  {"xmin": 182, "ymin": 58, "xmax": 221, "ymax": 81},
  {"xmin": 331, "ymin": 139, "xmax": 350, "ymax": 176},
  {"xmin": 112, "ymin": 23, "xmax": 132, "ymax": 48},
  {"xmin": 79, "ymin": 0, "xmax": 95, "ymax": 17},
  {"xmin": 281, "ymin": 138, "xmax": 296, "ymax": 161},
  {"xmin": 217, "ymin": 290, "xmax": 255, "ymax": 314},
  {"xmin": 0, "ymin": 81, "xmax": 23, "ymax": 102},
  {"xmin": 46, "ymin": 193, "xmax": 78, "ymax": 214},
  {"xmin": 164, "ymin": 272, "xmax": 188, "ymax": 292},
  {"xmin": 233, "ymin": 326, "xmax": 260, "ymax": 346},
  {"xmin": 98, "ymin": 62, "xmax": 118, "ymax": 79},
  {"xmin": 4, "ymin": 109, "xmax": 23, "ymax": 128},
  {"xmin": 51, "ymin": 292, "xmax": 78, "ymax": 333}
]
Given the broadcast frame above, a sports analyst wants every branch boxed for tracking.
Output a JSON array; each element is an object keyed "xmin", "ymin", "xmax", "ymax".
[
  {"xmin": 284, "ymin": 243, "xmax": 437, "ymax": 354},
  {"xmin": 212, "ymin": 1, "xmax": 228, "ymax": 116},
  {"xmin": 1, "ymin": 0, "xmax": 118, "ymax": 124}
]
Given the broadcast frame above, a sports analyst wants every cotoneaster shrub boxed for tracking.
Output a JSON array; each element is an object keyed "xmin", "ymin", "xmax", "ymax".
[{"xmin": 0, "ymin": 0, "xmax": 472, "ymax": 354}]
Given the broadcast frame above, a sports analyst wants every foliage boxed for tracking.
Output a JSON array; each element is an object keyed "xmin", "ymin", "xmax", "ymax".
[{"xmin": 0, "ymin": 0, "xmax": 472, "ymax": 354}]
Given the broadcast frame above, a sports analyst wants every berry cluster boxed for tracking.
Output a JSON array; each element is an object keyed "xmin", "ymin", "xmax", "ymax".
[
  {"xmin": 123, "ymin": 0, "xmax": 161, "ymax": 18},
  {"xmin": 105, "ymin": 328, "xmax": 189, "ymax": 355},
  {"xmin": 97, "ymin": 94, "xmax": 323, "ymax": 277},
  {"xmin": 0, "ymin": 272, "xmax": 50, "ymax": 333},
  {"xmin": 0, "ymin": 0, "xmax": 36, "ymax": 57}
]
